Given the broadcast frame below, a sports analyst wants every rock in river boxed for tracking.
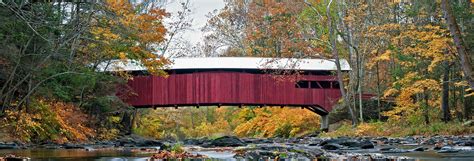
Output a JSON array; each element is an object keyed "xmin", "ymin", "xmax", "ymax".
[
  {"xmin": 0, "ymin": 143, "xmax": 19, "ymax": 149},
  {"xmin": 116, "ymin": 135, "xmax": 163, "ymax": 148},
  {"xmin": 321, "ymin": 143, "xmax": 343, "ymax": 150},
  {"xmin": 319, "ymin": 138, "xmax": 374, "ymax": 149},
  {"xmin": 202, "ymin": 136, "xmax": 246, "ymax": 148}
]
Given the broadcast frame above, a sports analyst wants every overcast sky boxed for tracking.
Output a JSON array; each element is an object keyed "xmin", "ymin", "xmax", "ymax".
[{"xmin": 164, "ymin": 0, "xmax": 225, "ymax": 45}]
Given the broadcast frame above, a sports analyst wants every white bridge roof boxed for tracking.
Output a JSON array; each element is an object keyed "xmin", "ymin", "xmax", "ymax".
[{"xmin": 98, "ymin": 57, "xmax": 351, "ymax": 72}]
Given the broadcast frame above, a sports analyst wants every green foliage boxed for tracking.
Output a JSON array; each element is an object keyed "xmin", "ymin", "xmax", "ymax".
[
  {"xmin": 274, "ymin": 122, "xmax": 293, "ymax": 138},
  {"xmin": 133, "ymin": 110, "xmax": 163, "ymax": 139},
  {"xmin": 279, "ymin": 153, "xmax": 288, "ymax": 158},
  {"xmin": 170, "ymin": 143, "xmax": 184, "ymax": 153}
]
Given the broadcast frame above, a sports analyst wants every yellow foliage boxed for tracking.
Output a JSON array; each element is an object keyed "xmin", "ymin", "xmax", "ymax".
[
  {"xmin": 234, "ymin": 107, "xmax": 320, "ymax": 138},
  {"xmin": 384, "ymin": 79, "xmax": 441, "ymax": 121},
  {"xmin": 97, "ymin": 128, "xmax": 120, "ymax": 141},
  {"xmin": 376, "ymin": 50, "xmax": 391, "ymax": 61},
  {"xmin": 355, "ymin": 123, "xmax": 386, "ymax": 136},
  {"xmin": 367, "ymin": 23, "xmax": 457, "ymax": 124},
  {"xmin": 84, "ymin": 0, "xmax": 169, "ymax": 76},
  {"xmin": 368, "ymin": 24, "xmax": 453, "ymax": 72},
  {"xmin": 0, "ymin": 100, "xmax": 95, "ymax": 143}
]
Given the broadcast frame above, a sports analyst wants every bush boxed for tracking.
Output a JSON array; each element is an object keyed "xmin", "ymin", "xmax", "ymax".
[
  {"xmin": 0, "ymin": 100, "xmax": 95, "ymax": 143},
  {"xmin": 323, "ymin": 120, "xmax": 474, "ymax": 137}
]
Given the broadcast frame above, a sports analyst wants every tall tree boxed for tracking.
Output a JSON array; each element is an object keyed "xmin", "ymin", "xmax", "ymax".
[
  {"xmin": 441, "ymin": 0, "xmax": 474, "ymax": 90},
  {"xmin": 202, "ymin": 0, "xmax": 250, "ymax": 56},
  {"xmin": 326, "ymin": 0, "xmax": 357, "ymax": 126}
]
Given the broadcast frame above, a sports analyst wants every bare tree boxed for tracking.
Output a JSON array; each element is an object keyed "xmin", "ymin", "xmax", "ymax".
[{"xmin": 326, "ymin": 0, "xmax": 358, "ymax": 126}]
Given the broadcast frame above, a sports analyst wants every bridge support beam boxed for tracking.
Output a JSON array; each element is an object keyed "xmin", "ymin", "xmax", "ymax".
[{"xmin": 320, "ymin": 114, "xmax": 329, "ymax": 132}]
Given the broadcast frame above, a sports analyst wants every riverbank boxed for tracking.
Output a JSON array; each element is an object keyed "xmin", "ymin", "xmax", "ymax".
[
  {"xmin": 1, "ymin": 135, "xmax": 473, "ymax": 160},
  {"xmin": 322, "ymin": 120, "xmax": 474, "ymax": 137}
]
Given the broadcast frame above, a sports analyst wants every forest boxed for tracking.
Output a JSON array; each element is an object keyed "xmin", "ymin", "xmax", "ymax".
[{"xmin": 0, "ymin": 0, "xmax": 473, "ymax": 145}]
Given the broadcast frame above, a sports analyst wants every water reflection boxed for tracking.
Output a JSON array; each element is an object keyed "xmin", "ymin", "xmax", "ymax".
[
  {"xmin": 0, "ymin": 149, "xmax": 151, "ymax": 161},
  {"xmin": 1, "ymin": 148, "xmax": 474, "ymax": 161}
]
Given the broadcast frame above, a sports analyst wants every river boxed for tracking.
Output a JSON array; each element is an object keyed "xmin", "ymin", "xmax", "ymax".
[
  {"xmin": 2, "ymin": 135, "xmax": 474, "ymax": 160},
  {"xmin": 1, "ymin": 146, "xmax": 474, "ymax": 161}
]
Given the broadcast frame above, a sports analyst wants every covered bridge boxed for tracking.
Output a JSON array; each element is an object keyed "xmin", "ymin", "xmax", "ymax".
[{"xmin": 101, "ymin": 57, "xmax": 351, "ymax": 131}]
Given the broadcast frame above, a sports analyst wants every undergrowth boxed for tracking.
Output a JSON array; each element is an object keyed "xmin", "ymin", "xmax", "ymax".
[
  {"xmin": 0, "ymin": 100, "xmax": 96, "ymax": 143},
  {"xmin": 322, "ymin": 120, "xmax": 474, "ymax": 137}
]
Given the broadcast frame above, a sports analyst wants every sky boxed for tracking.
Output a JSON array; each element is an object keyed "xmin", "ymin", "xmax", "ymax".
[{"xmin": 164, "ymin": 0, "xmax": 225, "ymax": 45}]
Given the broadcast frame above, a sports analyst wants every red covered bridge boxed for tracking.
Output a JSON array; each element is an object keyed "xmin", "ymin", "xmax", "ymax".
[{"xmin": 102, "ymin": 57, "xmax": 351, "ymax": 131}]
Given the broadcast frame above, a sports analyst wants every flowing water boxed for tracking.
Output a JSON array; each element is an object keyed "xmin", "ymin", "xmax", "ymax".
[{"xmin": 1, "ymin": 146, "xmax": 473, "ymax": 161}]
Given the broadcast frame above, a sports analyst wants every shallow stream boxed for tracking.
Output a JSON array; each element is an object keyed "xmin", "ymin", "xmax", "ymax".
[{"xmin": 1, "ymin": 145, "xmax": 474, "ymax": 161}]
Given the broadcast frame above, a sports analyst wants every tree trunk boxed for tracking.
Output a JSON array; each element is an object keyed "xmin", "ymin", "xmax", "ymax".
[
  {"xmin": 121, "ymin": 111, "xmax": 133, "ymax": 135},
  {"xmin": 423, "ymin": 88, "xmax": 430, "ymax": 125},
  {"xmin": 442, "ymin": 60, "xmax": 450, "ymax": 122},
  {"xmin": 376, "ymin": 61, "xmax": 382, "ymax": 120},
  {"xmin": 465, "ymin": 92, "xmax": 473, "ymax": 120},
  {"xmin": 131, "ymin": 109, "xmax": 139, "ymax": 134},
  {"xmin": 441, "ymin": 0, "xmax": 474, "ymax": 90},
  {"xmin": 358, "ymin": 56, "xmax": 364, "ymax": 123},
  {"xmin": 327, "ymin": 0, "xmax": 357, "ymax": 126}
]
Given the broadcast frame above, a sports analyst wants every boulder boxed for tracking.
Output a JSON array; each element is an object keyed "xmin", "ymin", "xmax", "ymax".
[
  {"xmin": 116, "ymin": 135, "xmax": 163, "ymax": 148},
  {"xmin": 339, "ymin": 140, "xmax": 359, "ymax": 147},
  {"xmin": 437, "ymin": 146, "xmax": 460, "ymax": 153},
  {"xmin": 0, "ymin": 143, "xmax": 18, "ymax": 149},
  {"xmin": 321, "ymin": 143, "xmax": 342, "ymax": 150},
  {"xmin": 410, "ymin": 146, "xmax": 427, "ymax": 152},
  {"xmin": 461, "ymin": 141, "xmax": 474, "ymax": 146},
  {"xmin": 3, "ymin": 155, "xmax": 30, "ymax": 161},
  {"xmin": 63, "ymin": 144, "xmax": 85, "ymax": 149},
  {"xmin": 319, "ymin": 138, "xmax": 348, "ymax": 146},
  {"xmin": 359, "ymin": 140, "xmax": 375, "ymax": 149},
  {"xmin": 202, "ymin": 136, "xmax": 246, "ymax": 148},
  {"xmin": 337, "ymin": 139, "xmax": 374, "ymax": 149},
  {"xmin": 138, "ymin": 140, "xmax": 163, "ymax": 147}
]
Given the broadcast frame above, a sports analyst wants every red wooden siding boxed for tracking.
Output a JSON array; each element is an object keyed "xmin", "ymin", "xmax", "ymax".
[{"xmin": 122, "ymin": 71, "xmax": 342, "ymax": 113}]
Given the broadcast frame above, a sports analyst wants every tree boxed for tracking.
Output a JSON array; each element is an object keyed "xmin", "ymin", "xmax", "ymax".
[
  {"xmin": 245, "ymin": 0, "xmax": 314, "ymax": 58},
  {"xmin": 0, "ymin": 0, "xmax": 172, "ymax": 140},
  {"xmin": 202, "ymin": 0, "xmax": 250, "ymax": 56},
  {"xmin": 86, "ymin": 0, "xmax": 170, "ymax": 76},
  {"xmin": 302, "ymin": 0, "xmax": 358, "ymax": 125},
  {"xmin": 441, "ymin": 0, "xmax": 474, "ymax": 90},
  {"xmin": 369, "ymin": 24, "xmax": 454, "ymax": 124}
]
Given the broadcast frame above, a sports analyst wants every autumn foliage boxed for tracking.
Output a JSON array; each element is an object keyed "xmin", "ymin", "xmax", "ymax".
[
  {"xmin": 366, "ymin": 24, "xmax": 455, "ymax": 123},
  {"xmin": 133, "ymin": 107, "xmax": 320, "ymax": 139},
  {"xmin": 84, "ymin": 0, "xmax": 170, "ymax": 76},
  {"xmin": 234, "ymin": 107, "xmax": 320, "ymax": 138},
  {"xmin": 245, "ymin": 0, "xmax": 313, "ymax": 57},
  {"xmin": 1, "ymin": 0, "xmax": 473, "ymax": 143},
  {"xmin": 0, "ymin": 100, "xmax": 95, "ymax": 143}
]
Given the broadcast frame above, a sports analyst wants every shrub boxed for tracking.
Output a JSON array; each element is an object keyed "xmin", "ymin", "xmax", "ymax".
[{"xmin": 0, "ymin": 100, "xmax": 95, "ymax": 143}]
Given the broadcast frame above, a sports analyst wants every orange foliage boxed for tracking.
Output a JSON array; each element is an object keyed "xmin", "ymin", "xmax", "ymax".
[
  {"xmin": 50, "ymin": 101, "xmax": 95, "ymax": 142},
  {"xmin": 151, "ymin": 151, "xmax": 207, "ymax": 159},
  {"xmin": 0, "ymin": 100, "xmax": 95, "ymax": 143}
]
